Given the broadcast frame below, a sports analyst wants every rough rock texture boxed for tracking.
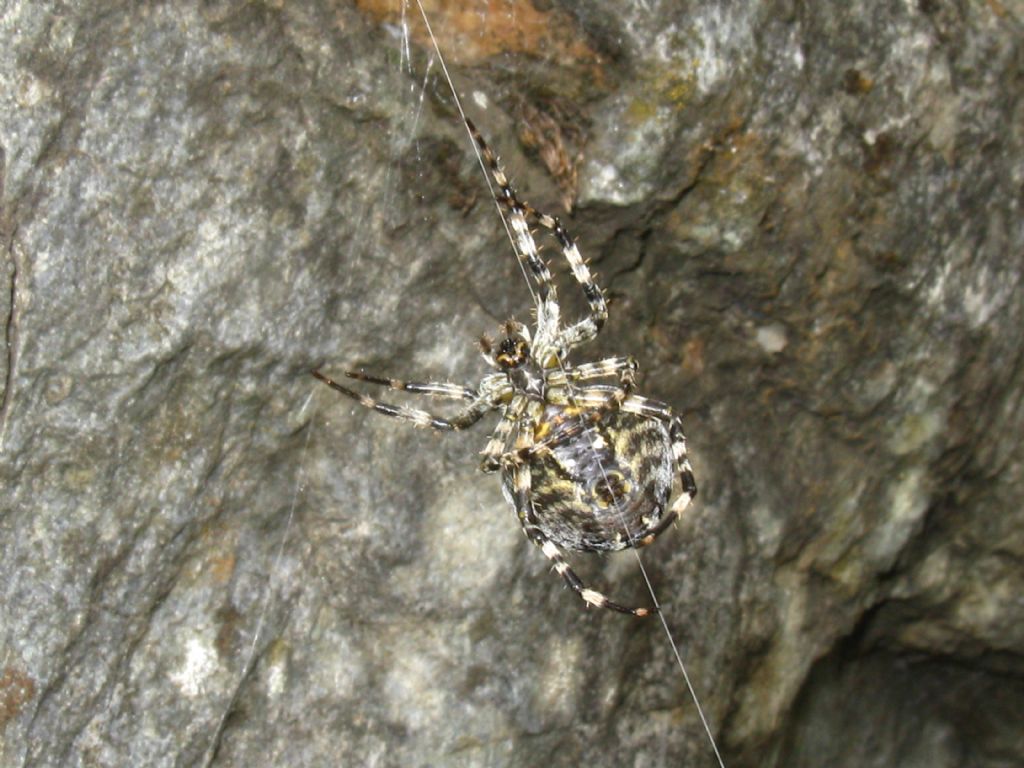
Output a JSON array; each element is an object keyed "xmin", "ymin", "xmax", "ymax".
[{"xmin": 2, "ymin": 1, "xmax": 1022, "ymax": 766}]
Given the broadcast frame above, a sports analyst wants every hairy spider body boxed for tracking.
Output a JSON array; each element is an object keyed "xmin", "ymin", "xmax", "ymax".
[{"xmin": 314, "ymin": 119, "xmax": 696, "ymax": 616}]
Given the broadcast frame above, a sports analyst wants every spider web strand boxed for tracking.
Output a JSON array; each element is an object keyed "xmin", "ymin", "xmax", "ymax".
[
  {"xmin": 201, "ymin": 390, "xmax": 316, "ymax": 766},
  {"xmin": 411, "ymin": 0, "xmax": 540, "ymax": 312}
]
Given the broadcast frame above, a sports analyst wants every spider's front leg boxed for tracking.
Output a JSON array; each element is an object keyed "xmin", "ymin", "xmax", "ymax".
[
  {"xmin": 343, "ymin": 369, "xmax": 476, "ymax": 401},
  {"xmin": 523, "ymin": 204, "xmax": 608, "ymax": 351},
  {"xmin": 466, "ymin": 118, "xmax": 561, "ymax": 344}
]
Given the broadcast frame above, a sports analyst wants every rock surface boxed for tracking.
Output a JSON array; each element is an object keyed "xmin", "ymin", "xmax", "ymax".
[{"xmin": 1, "ymin": 1, "xmax": 1022, "ymax": 766}]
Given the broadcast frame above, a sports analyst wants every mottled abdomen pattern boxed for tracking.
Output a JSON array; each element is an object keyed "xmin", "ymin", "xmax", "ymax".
[{"xmin": 503, "ymin": 404, "xmax": 675, "ymax": 552}]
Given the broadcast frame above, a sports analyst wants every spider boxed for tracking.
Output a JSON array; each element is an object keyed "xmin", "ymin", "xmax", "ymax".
[{"xmin": 313, "ymin": 120, "xmax": 696, "ymax": 616}]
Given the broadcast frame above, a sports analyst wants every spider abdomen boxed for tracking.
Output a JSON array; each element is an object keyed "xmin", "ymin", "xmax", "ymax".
[{"xmin": 504, "ymin": 405, "xmax": 675, "ymax": 553}]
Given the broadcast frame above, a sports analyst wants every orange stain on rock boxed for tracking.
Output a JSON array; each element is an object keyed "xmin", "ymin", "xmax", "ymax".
[
  {"xmin": 681, "ymin": 335, "xmax": 706, "ymax": 378},
  {"xmin": 355, "ymin": 0, "xmax": 601, "ymax": 70},
  {"xmin": 210, "ymin": 551, "xmax": 237, "ymax": 584},
  {"xmin": 0, "ymin": 664, "xmax": 35, "ymax": 727}
]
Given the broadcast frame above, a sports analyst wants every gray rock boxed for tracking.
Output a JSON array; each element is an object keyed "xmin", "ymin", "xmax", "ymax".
[{"xmin": 1, "ymin": 1, "xmax": 1021, "ymax": 766}]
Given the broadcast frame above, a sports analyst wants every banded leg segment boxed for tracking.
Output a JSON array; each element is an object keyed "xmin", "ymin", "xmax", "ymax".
[
  {"xmin": 522, "ymin": 202, "xmax": 608, "ymax": 349},
  {"xmin": 312, "ymin": 370, "xmax": 493, "ymax": 431},
  {"xmin": 507, "ymin": 459, "xmax": 653, "ymax": 617},
  {"xmin": 545, "ymin": 356, "xmax": 638, "ymax": 388},
  {"xmin": 667, "ymin": 415, "xmax": 698, "ymax": 516},
  {"xmin": 571, "ymin": 390, "xmax": 670, "ymax": 417},
  {"xmin": 479, "ymin": 396, "xmax": 527, "ymax": 473},
  {"xmin": 466, "ymin": 119, "xmax": 560, "ymax": 339},
  {"xmin": 344, "ymin": 369, "xmax": 476, "ymax": 401}
]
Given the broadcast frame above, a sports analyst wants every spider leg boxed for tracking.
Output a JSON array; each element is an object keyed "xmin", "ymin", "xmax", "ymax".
[
  {"xmin": 479, "ymin": 395, "xmax": 526, "ymax": 473},
  {"xmin": 666, "ymin": 414, "xmax": 699, "ymax": 517},
  {"xmin": 520, "ymin": 202, "xmax": 607, "ymax": 350},
  {"xmin": 468, "ymin": 119, "xmax": 605, "ymax": 349},
  {"xmin": 312, "ymin": 370, "xmax": 494, "ymax": 431},
  {"xmin": 343, "ymin": 369, "xmax": 476, "ymax": 401},
  {"xmin": 545, "ymin": 356, "xmax": 638, "ymax": 389},
  {"xmin": 506, "ymin": 458, "xmax": 653, "ymax": 617},
  {"xmin": 466, "ymin": 119, "xmax": 560, "ymax": 342}
]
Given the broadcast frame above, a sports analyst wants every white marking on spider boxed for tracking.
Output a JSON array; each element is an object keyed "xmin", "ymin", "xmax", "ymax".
[{"xmin": 541, "ymin": 541, "xmax": 560, "ymax": 560}]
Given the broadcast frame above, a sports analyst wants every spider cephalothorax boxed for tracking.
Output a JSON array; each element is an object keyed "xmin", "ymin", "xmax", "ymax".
[
  {"xmin": 313, "ymin": 119, "xmax": 696, "ymax": 616},
  {"xmin": 497, "ymin": 336, "xmax": 528, "ymax": 368},
  {"xmin": 482, "ymin": 321, "xmax": 549, "ymax": 401}
]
